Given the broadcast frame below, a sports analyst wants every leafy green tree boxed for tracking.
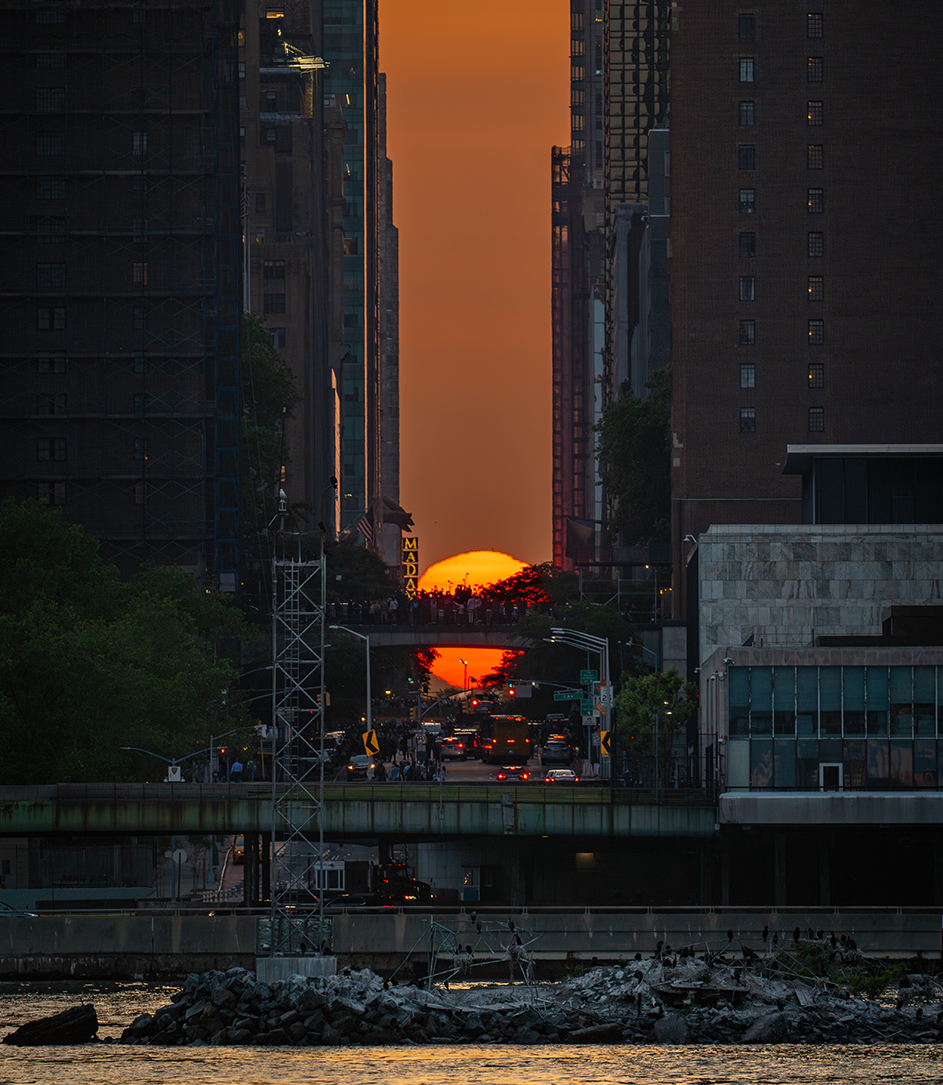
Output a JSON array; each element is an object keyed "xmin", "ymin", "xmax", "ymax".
[
  {"xmin": 595, "ymin": 366, "xmax": 671, "ymax": 545},
  {"xmin": 0, "ymin": 500, "xmax": 249, "ymax": 783},
  {"xmin": 481, "ymin": 562, "xmax": 579, "ymax": 611},
  {"xmin": 613, "ymin": 669, "xmax": 697, "ymax": 784},
  {"xmin": 325, "ymin": 537, "xmax": 397, "ymax": 603}
]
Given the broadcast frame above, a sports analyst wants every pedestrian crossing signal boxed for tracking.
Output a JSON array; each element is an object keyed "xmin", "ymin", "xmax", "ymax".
[
  {"xmin": 362, "ymin": 729, "xmax": 379, "ymax": 757},
  {"xmin": 600, "ymin": 730, "xmax": 612, "ymax": 757}
]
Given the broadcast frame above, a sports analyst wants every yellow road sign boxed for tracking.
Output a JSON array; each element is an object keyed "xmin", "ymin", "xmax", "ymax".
[
  {"xmin": 362, "ymin": 729, "xmax": 379, "ymax": 757},
  {"xmin": 600, "ymin": 730, "xmax": 612, "ymax": 757}
]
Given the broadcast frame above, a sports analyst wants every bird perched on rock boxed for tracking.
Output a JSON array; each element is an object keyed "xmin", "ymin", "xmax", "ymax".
[
  {"xmin": 741, "ymin": 944, "xmax": 760, "ymax": 962},
  {"xmin": 762, "ymin": 925, "xmax": 769, "ymax": 942},
  {"xmin": 508, "ymin": 918, "xmax": 515, "ymax": 932},
  {"xmin": 727, "ymin": 928, "xmax": 734, "ymax": 944},
  {"xmin": 794, "ymin": 927, "xmax": 801, "ymax": 943}
]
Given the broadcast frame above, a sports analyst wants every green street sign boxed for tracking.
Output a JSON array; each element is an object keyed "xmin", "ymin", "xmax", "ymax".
[
  {"xmin": 580, "ymin": 699, "xmax": 594, "ymax": 716},
  {"xmin": 553, "ymin": 691, "xmax": 579, "ymax": 701},
  {"xmin": 580, "ymin": 669, "xmax": 598, "ymax": 685}
]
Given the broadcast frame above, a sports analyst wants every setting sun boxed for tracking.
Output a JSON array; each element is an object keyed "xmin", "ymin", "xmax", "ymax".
[{"xmin": 418, "ymin": 550, "xmax": 526, "ymax": 690}]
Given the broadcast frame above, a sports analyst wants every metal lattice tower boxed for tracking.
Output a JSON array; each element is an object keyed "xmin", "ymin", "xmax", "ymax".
[{"xmin": 268, "ymin": 530, "xmax": 328, "ymax": 955}]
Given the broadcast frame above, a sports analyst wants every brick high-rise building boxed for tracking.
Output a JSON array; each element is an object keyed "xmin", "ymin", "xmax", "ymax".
[{"xmin": 670, "ymin": 3, "xmax": 943, "ymax": 613}]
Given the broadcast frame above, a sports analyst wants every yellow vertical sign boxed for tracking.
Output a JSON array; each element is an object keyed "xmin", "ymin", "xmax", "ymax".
[{"xmin": 402, "ymin": 536, "xmax": 419, "ymax": 597}]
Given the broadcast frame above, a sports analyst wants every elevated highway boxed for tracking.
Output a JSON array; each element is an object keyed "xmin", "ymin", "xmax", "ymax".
[{"xmin": 0, "ymin": 783, "xmax": 715, "ymax": 840}]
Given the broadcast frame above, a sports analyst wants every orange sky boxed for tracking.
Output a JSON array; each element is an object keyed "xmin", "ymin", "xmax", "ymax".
[{"xmin": 381, "ymin": 0, "xmax": 570, "ymax": 573}]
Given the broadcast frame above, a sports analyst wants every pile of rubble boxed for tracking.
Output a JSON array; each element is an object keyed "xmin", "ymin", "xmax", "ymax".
[{"xmin": 113, "ymin": 948, "xmax": 943, "ymax": 1046}]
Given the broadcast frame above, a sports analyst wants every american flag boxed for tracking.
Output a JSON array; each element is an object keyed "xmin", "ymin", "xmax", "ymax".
[
  {"xmin": 354, "ymin": 508, "xmax": 375, "ymax": 547},
  {"xmin": 240, "ymin": 185, "xmax": 250, "ymax": 219}
]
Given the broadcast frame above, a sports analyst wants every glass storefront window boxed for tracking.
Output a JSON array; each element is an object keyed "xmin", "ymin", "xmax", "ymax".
[
  {"xmin": 774, "ymin": 739, "xmax": 796, "ymax": 787},
  {"xmin": 843, "ymin": 740, "xmax": 866, "ymax": 788},
  {"xmin": 797, "ymin": 739, "xmax": 819, "ymax": 788},
  {"xmin": 867, "ymin": 738, "xmax": 889, "ymax": 785},
  {"xmin": 890, "ymin": 740, "xmax": 913, "ymax": 787},
  {"xmin": 843, "ymin": 667, "xmax": 865, "ymax": 734},
  {"xmin": 773, "ymin": 667, "xmax": 796, "ymax": 734},
  {"xmin": 914, "ymin": 739, "xmax": 937, "ymax": 787},
  {"xmin": 750, "ymin": 738, "xmax": 773, "ymax": 788}
]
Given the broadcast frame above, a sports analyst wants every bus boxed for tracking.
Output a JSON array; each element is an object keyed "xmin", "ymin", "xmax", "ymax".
[{"xmin": 478, "ymin": 714, "xmax": 532, "ymax": 764}]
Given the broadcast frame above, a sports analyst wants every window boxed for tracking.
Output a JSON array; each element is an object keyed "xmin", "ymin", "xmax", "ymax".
[
  {"xmin": 807, "ymin": 56, "xmax": 823, "ymax": 82},
  {"xmin": 36, "ymin": 218, "xmax": 66, "ymax": 242},
  {"xmin": 808, "ymin": 318, "xmax": 824, "ymax": 345},
  {"xmin": 37, "ymin": 482, "xmax": 66, "ymax": 505},
  {"xmin": 132, "ymin": 131, "xmax": 147, "ymax": 155},
  {"xmin": 36, "ymin": 263, "xmax": 65, "ymax": 289},
  {"xmin": 807, "ymin": 12, "xmax": 823, "ymax": 38},
  {"xmin": 808, "ymin": 406, "xmax": 824, "ymax": 432},
  {"xmin": 263, "ymin": 293, "xmax": 285, "ymax": 314},
  {"xmin": 134, "ymin": 438, "xmax": 147, "ymax": 461},
  {"xmin": 37, "ymin": 177, "xmax": 65, "ymax": 200},
  {"xmin": 739, "ymin": 276, "xmax": 755, "ymax": 301},
  {"xmin": 134, "ymin": 482, "xmax": 147, "ymax": 505},
  {"xmin": 739, "ymin": 232, "xmax": 756, "ymax": 257},
  {"xmin": 37, "ymin": 356, "xmax": 66, "ymax": 373},
  {"xmin": 34, "ymin": 4, "xmax": 66, "ymax": 24},
  {"xmin": 133, "ymin": 306, "xmax": 146, "ymax": 329},
  {"xmin": 808, "ymin": 144, "xmax": 823, "ymax": 169},
  {"xmin": 36, "ymin": 88, "xmax": 65, "ymax": 112},
  {"xmin": 808, "ymin": 275, "xmax": 824, "ymax": 301},
  {"xmin": 263, "ymin": 259, "xmax": 286, "ymax": 280},
  {"xmin": 35, "ymin": 393, "xmax": 66, "ymax": 415},
  {"xmin": 739, "ymin": 13, "xmax": 755, "ymax": 39},
  {"xmin": 37, "ymin": 307, "xmax": 65, "ymax": 330},
  {"xmin": 739, "ymin": 101, "xmax": 755, "ymax": 126},
  {"xmin": 36, "ymin": 132, "xmax": 65, "ymax": 156},
  {"xmin": 808, "ymin": 100, "xmax": 823, "ymax": 125},
  {"xmin": 269, "ymin": 327, "xmax": 286, "ymax": 349},
  {"xmin": 807, "ymin": 231, "xmax": 824, "ymax": 257},
  {"xmin": 740, "ymin": 408, "xmax": 756, "ymax": 433},
  {"xmin": 739, "ymin": 144, "xmax": 755, "ymax": 170},
  {"xmin": 255, "ymin": 191, "xmax": 266, "ymax": 213},
  {"xmin": 739, "ymin": 188, "xmax": 755, "ymax": 214},
  {"xmin": 131, "ymin": 86, "xmax": 147, "ymax": 110},
  {"xmin": 739, "ymin": 57, "xmax": 755, "ymax": 82},
  {"xmin": 133, "ymin": 219, "xmax": 148, "ymax": 242},
  {"xmin": 134, "ymin": 393, "xmax": 148, "ymax": 412},
  {"xmin": 132, "ymin": 262, "xmax": 148, "ymax": 285},
  {"xmin": 808, "ymin": 362, "xmax": 825, "ymax": 388},
  {"xmin": 36, "ymin": 52, "xmax": 66, "ymax": 67},
  {"xmin": 739, "ymin": 319, "xmax": 756, "ymax": 345},
  {"xmin": 254, "ymin": 228, "xmax": 265, "ymax": 243},
  {"xmin": 570, "ymin": 37, "xmax": 585, "ymax": 56},
  {"xmin": 37, "ymin": 438, "xmax": 66, "ymax": 461},
  {"xmin": 808, "ymin": 187, "xmax": 823, "ymax": 213},
  {"xmin": 740, "ymin": 363, "xmax": 756, "ymax": 388},
  {"xmin": 343, "ymin": 237, "xmax": 359, "ymax": 255}
]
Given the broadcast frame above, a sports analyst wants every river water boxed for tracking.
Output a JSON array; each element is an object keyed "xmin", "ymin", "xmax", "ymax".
[{"xmin": 0, "ymin": 982, "xmax": 941, "ymax": 1085}]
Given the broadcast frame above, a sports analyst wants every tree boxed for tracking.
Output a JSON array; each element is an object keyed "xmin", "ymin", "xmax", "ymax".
[
  {"xmin": 0, "ymin": 500, "xmax": 249, "ymax": 783},
  {"xmin": 595, "ymin": 366, "xmax": 671, "ymax": 546},
  {"xmin": 612, "ymin": 669, "xmax": 697, "ymax": 787},
  {"xmin": 481, "ymin": 562, "xmax": 579, "ymax": 612}
]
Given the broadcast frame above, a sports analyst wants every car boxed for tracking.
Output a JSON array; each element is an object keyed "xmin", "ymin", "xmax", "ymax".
[
  {"xmin": 540, "ymin": 739, "xmax": 573, "ymax": 764},
  {"xmin": 543, "ymin": 768, "xmax": 580, "ymax": 784},
  {"xmin": 438, "ymin": 735, "xmax": 468, "ymax": 761},
  {"xmin": 347, "ymin": 754, "xmax": 377, "ymax": 780},
  {"xmin": 452, "ymin": 729, "xmax": 479, "ymax": 756},
  {"xmin": 494, "ymin": 767, "xmax": 531, "ymax": 783},
  {"xmin": 0, "ymin": 901, "xmax": 39, "ymax": 918}
]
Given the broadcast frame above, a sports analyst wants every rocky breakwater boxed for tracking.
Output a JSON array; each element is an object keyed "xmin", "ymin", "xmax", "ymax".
[{"xmin": 116, "ymin": 944, "xmax": 943, "ymax": 1047}]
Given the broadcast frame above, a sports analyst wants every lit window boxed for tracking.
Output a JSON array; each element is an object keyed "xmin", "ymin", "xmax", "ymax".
[
  {"xmin": 133, "ymin": 262, "xmax": 148, "ymax": 285},
  {"xmin": 739, "ymin": 320, "xmax": 756, "ymax": 345},
  {"xmin": 807, "ymin": 232, "xmax": 823, "ymax": 257},
  {"xmin": 739, "ymin": 57, "xmax": 755, "ymax": 82},
  {"xmin": 808, "ymin": 406, "xmax": 824, "ymax": 432},
  {"xmin": 254, "ymin": 229, "xmax": 265, "ymax": 243},
  {"xmin": 739, "ymin": 232, "xmax": 756, "ymax": 258},
  {"xmin": 739, "ymin": 145, "xmax": 755, "ymax": 170},
  {"xmin": 739, "ymin": 13, "xmax": 755, "ymax": 39},
  {"xmin": 807, "ymin": 57, "xmax": 823, "ymax": 82},
  {"xmin": 808, "ymin": 275, "xmax": 823, "ymax": 301},
  {"xmin": 808, "ymin": 187, "xmax": 824, "ymax": 213},
  {"xmin": 740, "ymin": 408, "xmax": 756, "ymax": 433},
  {"xmin": 808, "ymin": 362, "xmax": 825, "ymax": 389},
  {"xmin": 739, "ymin": 276, "xmax": 755, "ymax": 302},
  {"xmin": 808, "ymin": 318, "xmax": 824, "ymax": 345},
  {"xmin": 739, "ymin": 188, "xmax": 755, "ymax": 214},
  {"xmin": 807, "ymin": 13, "xmax": 823, "ymax": 38},
  {"xmin": 808, "ymin": 100, "xmax": 823, "ymax": 125},
  {"xmin": 808, "ymin": 144, "xmax": 823, "ymax": 169},
  {"xmin": 740, "ymin": 363, "xmax": 756, "ymax": 388},
  {"xmin": 739, "ymin": 100, "xmax": 755, "ymax": 126}
]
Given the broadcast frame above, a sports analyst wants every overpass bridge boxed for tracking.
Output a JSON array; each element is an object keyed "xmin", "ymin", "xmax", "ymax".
[
  {"xmin": 0, "ymin": 783, "xmax": 715, "ymax": 840},
  {"xmin": 328, "ymin": 623, "xmax": 537, "ymax": 649}
]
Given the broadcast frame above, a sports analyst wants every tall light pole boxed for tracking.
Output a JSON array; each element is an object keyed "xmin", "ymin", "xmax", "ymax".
[
  {"xmin": 329, "ymin": 626, "xmax": 371, "ymax": 734},
  {"xmin": 459, "ymin": 658, "xmax": 468, "ymax": 691},
  {"xmin": 546, "ymin": 628, "xmax": 611, "ymax": 770}
]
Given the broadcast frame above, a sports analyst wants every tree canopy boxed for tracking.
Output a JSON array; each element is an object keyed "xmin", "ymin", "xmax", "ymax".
[
  {"xmin": 595, "ymin": 366, "xmax": 671, "ymax": 546},
  {"xmin": 0, "ymin": 500, "xmax": 249, "ymax": 783}
]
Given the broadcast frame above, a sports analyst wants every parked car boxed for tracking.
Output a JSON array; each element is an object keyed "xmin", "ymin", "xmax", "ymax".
[
  {"xmin": 494, "ymin": 767, "xmax": 531, "ymax": 784},
  {"xmin": 438, "ymin": 735, "xmax": 468, "ymax": 761},
  {"xmin": 543, "ymin": 768, "xmax": 580, "ymax": 784},
  {"xmin": 347, "ymin": 754, "xmax": 377, "ymax": 780}
]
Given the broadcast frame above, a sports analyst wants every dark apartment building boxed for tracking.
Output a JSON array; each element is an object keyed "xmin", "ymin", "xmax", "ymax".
[
  {"xmin": 0, "ymin": 0, "xmax": 242, "ymax": 586},
  {"xmin": 670, "ymin": 3, "xmax": 943, "ymax": 611}
]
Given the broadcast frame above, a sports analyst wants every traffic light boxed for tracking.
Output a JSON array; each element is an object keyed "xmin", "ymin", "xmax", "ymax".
[
  {"xmin": 508, "ymin": 685, "xmax": 516, "ymax": 698},
  {"xmin": 409, "ymin": 707, "xmax": 418, "ymax": 721}
]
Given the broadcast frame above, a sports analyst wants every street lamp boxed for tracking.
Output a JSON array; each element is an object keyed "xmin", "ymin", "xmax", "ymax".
[
  {"xmin": 329, "ymin": 626, "xmax": 371, "ymax": 734},
  {"xmin": 545, "ymin": 628, "xmax": 611, "ymax": 771},
  {"xmin": 459, "ymin": 659, "xmax": 469, "ymax": 691}
]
